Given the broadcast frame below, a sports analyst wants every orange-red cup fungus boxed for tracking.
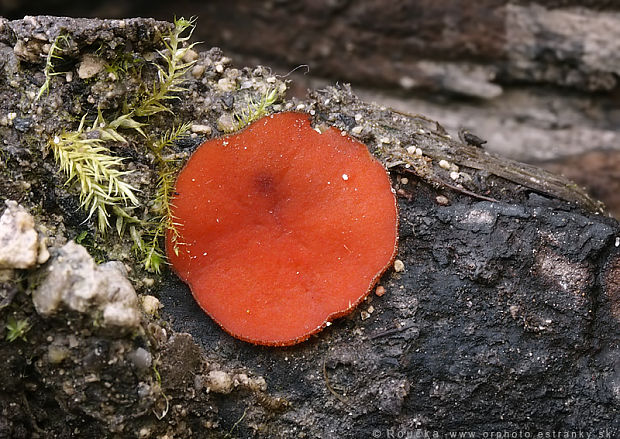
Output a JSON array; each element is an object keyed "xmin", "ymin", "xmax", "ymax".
[{"xmin": 166, "ymin": 112, "xmax": 398, "ymax": 346}]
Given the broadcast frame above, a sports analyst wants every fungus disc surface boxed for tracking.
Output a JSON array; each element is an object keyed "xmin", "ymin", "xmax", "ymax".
[{"xmin": 167, "ymin": 112, "xmax": 398, "ymax": 346}]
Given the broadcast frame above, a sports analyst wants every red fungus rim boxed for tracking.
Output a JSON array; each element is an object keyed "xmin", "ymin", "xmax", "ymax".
[{"xmin": 166, "ymin": 112, "xmax": 399, "ymax": 346}]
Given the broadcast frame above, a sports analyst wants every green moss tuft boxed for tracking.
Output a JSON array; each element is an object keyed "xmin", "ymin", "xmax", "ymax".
[
  {"xmin": 47, "ymin": 17, "xmax": 199, "ymax": 271},
  {"xmin": 5, "ymin": 316, "xmax": 31, "ymax": 342},
  {"xmin": 50, "ymin": 114, "xmax": 140, "ymax": 232},
  {"xmin": 36, "ymin": 34, "xmax": 71, "ymax": 101}
]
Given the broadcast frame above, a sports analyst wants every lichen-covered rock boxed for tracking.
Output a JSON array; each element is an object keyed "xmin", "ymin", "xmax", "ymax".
[
  {"xmin": 32, "ymin": 241, "xmax": 140, "ymax": 328},
  {"xmin": 0, "ymin": 200, "xmax": 45, "ymax": 269}
]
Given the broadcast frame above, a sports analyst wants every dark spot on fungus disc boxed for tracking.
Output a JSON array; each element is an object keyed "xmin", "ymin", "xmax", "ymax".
[
  {"xmin": 166, "ymin": 112, "xmax": 398, "ymax": 346},
  {"xmin": 254, "ymin": 173, "xmax": 276, "ymax": 197}
]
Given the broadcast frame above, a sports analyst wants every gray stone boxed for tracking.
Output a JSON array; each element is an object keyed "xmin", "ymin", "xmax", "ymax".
[
  {"xmin": 0, "ymin": 200, "xmax": 41, "ymax": 269},
  {"xmin": 32, "ymin": 241, "xmax": 140, "ymax": 329}
]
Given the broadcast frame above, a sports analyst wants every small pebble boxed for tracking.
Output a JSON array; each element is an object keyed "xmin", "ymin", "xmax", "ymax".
[
  {"xmin": 206, "ymin": 370, "xmax": 233, "ymax": 394},
  {"xmin": 217, "ymin": 114, "xmax": 236, "ymax": 132},
  {"xmin": 140, "ymin": 295, "xmax": 161, "ymax": 315},
  {"xmin": 225, "ymin": 68, "xmax": 240, "ymax": 79},
  {"xmin": 217, "ymin": 77, "xmax": 236, "ymax": 92},
  {"xmin": 435, "ymin": 195, "xmax": 450, "ymax": 206},
  {"xmin": 191, "ymin": 124, "xmax": 212, "ymax": 135},
  {"xmin": 393, "ymin": 259, "xmax": 405, "ymax": 272},
  {"xmin": 182, "ymin": 48, "xmax": 199, "ymax": 63},
  {"xmin": 127, "ymin": 347, "xmax": 152, "ymax": 370},
  {"xmin": 77, "ymin": 54, "xmax": 105, "ymax": 79},
  {"xmin": 375, "ymin": 285, "xmax": 386, "ymax": 297},
  {"xmin": 191, "ymin": 64, "xmax": 206, "ymax": 79}
]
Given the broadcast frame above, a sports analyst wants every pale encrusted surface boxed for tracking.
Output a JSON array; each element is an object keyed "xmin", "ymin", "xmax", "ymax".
[
  {"xmin": 33, "ymin": 241, "xmax": 140, "ymax": 328},
  {"xmin": 0, "ymin": 200, "xmax": 41, "ymax": 269}
]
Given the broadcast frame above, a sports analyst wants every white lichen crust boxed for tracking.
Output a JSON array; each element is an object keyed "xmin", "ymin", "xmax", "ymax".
[
  {"xmin": 0, "ymin": 200, "xmax": 47, "ymax": 269},
  {"xmin": 33, "ymin": 241, "xmax": 141, "ymax": 329}
]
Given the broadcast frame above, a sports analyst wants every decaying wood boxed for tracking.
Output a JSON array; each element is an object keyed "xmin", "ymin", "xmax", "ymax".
[
  {"xmin": 0, "ymin": 16, "xmax": 618, "ymax": 438},
  {"xmin": 308, "ymin": 86, "xmax": 603, "ymax": 212}
]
